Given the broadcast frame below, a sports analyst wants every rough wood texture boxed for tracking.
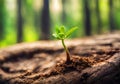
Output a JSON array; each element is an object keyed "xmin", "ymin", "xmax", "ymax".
[{"xmin": 0, "ymin": 34, "xmax": 120, "ymax": 84}]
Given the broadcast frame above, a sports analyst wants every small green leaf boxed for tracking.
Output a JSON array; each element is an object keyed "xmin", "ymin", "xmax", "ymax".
[
  {"xmin": 56, "ymin": 27, "xmax": 60, "ymax": 34},
  {"xmin": 58, "ymin": 33, "xmax": 65, "ymax": 39},
  {"xmin": 52, "ymin": 33, "xmax": 57, "ymax": 38},
  {"xmin": 59, "ymin": 26, "xmax": 65, "ymax": 33},
  {"xmin": 52, "ymin": 33, "xmax": 60, "ymax": 39},
  {"xmin": 65, "ymin": 27, "xmax": 78, "ymax": 38},
  {"xmin": 52, "ymin": 26, "xmax": 78, "ymax": 40}
]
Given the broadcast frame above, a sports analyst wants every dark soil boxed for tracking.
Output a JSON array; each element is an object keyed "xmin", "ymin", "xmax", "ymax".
[{"xmin": 0, "ymin": 34, "xmax": 120, "ymax": 84}]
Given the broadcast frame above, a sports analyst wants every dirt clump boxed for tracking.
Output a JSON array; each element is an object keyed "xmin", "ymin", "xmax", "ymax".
[{"xmin": 43, "ymin": 56, "xmax": 93, "ymax": 77}]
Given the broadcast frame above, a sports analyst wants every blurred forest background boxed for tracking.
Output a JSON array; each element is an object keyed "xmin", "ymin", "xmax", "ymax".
[{"xmin": 0, "ymin": 0, "xmax": 120, "ymax": 47}]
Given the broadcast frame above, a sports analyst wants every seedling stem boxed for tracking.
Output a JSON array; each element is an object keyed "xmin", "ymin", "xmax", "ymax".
[{"xmin": 61, "ymin": 39, "xmax": 71, "ymax": 63}]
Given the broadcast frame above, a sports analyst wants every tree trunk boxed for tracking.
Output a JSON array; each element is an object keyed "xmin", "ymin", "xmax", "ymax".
[
  {"xmin": 109, "ymin": 0, "xmax": 114, "ymax": 32},
  {"xmin": 83, "ymin": 0, "xmax": 91, "ymax": 36},
  {"xmin": 61, "ymin": 0, "xmax": 67, "ymax": 25},
  {"xmin": 96, "ymin": 0, "xmax": 102, "ymax": 34},
  {"xmin": 41, "ymin": 0, "xmax": 50, "ymax": 40},
  {"xmin": 17, "ymin": 0, "xmax": 23, "ymax": 43},
  {"xmin": 0, "ymin": 0, "xmax": 4, "ymax": 40}
]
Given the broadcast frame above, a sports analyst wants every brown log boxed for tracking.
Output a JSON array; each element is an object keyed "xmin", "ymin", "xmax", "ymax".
[{"xmin": 0, "ymin": 34, "xmax": 120, "ymax": 84}]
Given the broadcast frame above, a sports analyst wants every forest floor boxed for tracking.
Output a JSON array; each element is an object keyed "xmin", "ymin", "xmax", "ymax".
[{"xmin": 0, "ymin": 33, "xmax": 120, "ymax": 84}]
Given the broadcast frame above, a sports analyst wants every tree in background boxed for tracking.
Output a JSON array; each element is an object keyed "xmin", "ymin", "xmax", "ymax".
[
  {"xmin": 96, "ymin": 0, "xmax": 102, "ymax": 34},
  {"xmin": 17, "ymin": 0, "xmax": 23, "ymax": 42},
  {"xmin": 109, "ymin": 0, "xmax": 115, "ymax": 32},
  {"xmin": 61, "ymin": 0, "xmax": 67, "ymax": 25},
  {"xmin": 41, "ymin": 0, "xmax": 50, "ymax": 40},
  {"xmin": 83, "ymin": 0, "xmax": 91, "ymax": 36},
  {"xmin": 0, "ymin": 0, "xmax": 5, "ymax": 40}
]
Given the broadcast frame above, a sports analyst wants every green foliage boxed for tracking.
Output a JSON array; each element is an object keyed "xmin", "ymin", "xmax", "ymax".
[
  {"xmin": 1, "ymin": 0, "xmax": 120, "ymax": 47},
  {"xmin": 52, "ymin": 26, "xmax": 78, "ymax": 40}
]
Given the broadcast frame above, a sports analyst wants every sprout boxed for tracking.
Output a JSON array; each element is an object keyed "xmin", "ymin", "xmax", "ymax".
[{"xmin": 52, "ymin": 26, "xmax": 78, "ymax": 63}]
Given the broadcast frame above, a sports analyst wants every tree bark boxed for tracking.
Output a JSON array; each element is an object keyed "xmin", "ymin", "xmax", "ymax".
[
  {"xmin": 109, "ymin": 0, "xmax": 114, "ymax": 32},
  {"xmin": 0, "ymin": 34, "xmax": 120, "ymax": 84},
  {"xmin": 0, "ymin": 0, "xmax": 4, "ymax": 40},
  {"xmin": 83, "ymin": 0, "xmax": 91, "ymax": 36},
  {"xmin": 61, "ymin": 0, "xmax": 67, "ymax": 25},
  {"xmin": 41, "ymin": 0, "xmax": 50, "ymax": 40},
  {"xmin": 17, "ymin": 0, "xmax": 23, "ymax": 43},
  {"xmin": 96, "ymin": 0, "xmax": 102, "ymax": 34}
]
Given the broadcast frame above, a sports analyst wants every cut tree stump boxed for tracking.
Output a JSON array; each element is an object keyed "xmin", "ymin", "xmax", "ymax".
[{"xmin": 0, "ymin": 34, "xmax": 120, "ymax": 84}]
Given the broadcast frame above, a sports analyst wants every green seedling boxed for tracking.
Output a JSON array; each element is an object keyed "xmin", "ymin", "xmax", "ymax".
[{"xmin": 52, "ymin": 26, "xmax": 78, "ymax": 63}]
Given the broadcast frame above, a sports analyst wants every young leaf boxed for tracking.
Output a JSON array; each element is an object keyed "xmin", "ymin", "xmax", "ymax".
[
  {"xmin": 58, "ymin": 33, "xmax": 65, "ymax": 39},
  {"xmin": 56, "ymin": 27, "xmax": 60, "ymax": 34},
  {"xmin": 52, "ymin": 33, "xmax": 60, "ymax": 39},
  {"xmin": 53, "ymin": 26, "xmax": 78, "ymax": 40},
  {"xmin": 65, "ymin": 27, "xmax": 78, "ymax": 38},
  {"xmin": 60, "ymin": 26, "xmax": 65, "ymax": 33}
]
